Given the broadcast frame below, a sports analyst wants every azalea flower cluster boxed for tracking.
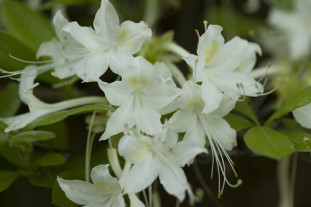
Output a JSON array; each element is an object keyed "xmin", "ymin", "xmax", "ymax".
[{"xmin": 0, "ymin": 0, "xmax": 266, "ymax": 206}]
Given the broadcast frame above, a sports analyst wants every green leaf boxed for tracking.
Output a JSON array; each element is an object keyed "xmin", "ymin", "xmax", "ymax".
[
  {"xmin": 224, "ymin": 113, "xmax": 255, "ymax": 131},
  {"xmin": 0, "ymin": 121, "xmax": 7, "ymax": 132},
  {"xmin": 39, "ymin": 121, "xmax": 69, "ymax": 150},
  {"xmin": 9, "ymin": 130, "xmax": 55, "ymax": 146},
  {"xmin": 31, "ymin": 152, "xmax": 64, "ymax": 167},
  {"xmin": 0, "ymin": 146, "xmax": 29, "ymax": 168},
  {"xmin": 265, "ymin": 86, "xmax": 311, "ymax": 126},
  {"xmin": 0, "ymin": 133, "xmax": 9, "ymax": 146},
  {"xmin": 1, "ymin": 0, "xmax": 55, "ymax": 50},
  {"xmin": 234, "ymin": 100, "xmax": 260, "ymax": 125},
  {"xmin": 28, "ymin": 168, "xmax": 54, "ymax": 188},
  {"xmin": 43, "ymin": 0, "xmax": 97, "ymax": 9},
  {"xmin": 244, "ymin": 127, "xmax": 295, "ymax": 160},
  {"xmin": 281, "ymin": 118, "xmax": 305, "ymax": 131},
  {"xmin": 0, "ymin": 82, "xmax": 21, "ymax": 118},
  {"xmin": 281, "ymin": 130, "xmax": 311, "ymax": 152},
  {"xmin": 0, "ymin": 29, "xmax": 36, "ymax": 70},
  {"xmin": 0, "ymin": 171, "xmax": 20, "ymax": 192},
  {"xmin": 25, "ymin": 104, "xmax": 113, "ymax": 130}
]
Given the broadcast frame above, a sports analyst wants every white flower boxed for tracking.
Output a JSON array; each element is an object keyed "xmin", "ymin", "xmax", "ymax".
[
  {"xmin": 0, "ymin": 66, "xmax": 106, "ymax": 132},
  {"xmin": 293, "ymin": 103, "xmax": 311, "ymax": 129},
  {"xmin": 37, "ymin": 0, "xmax": 152, "ymax": 82},
  {"xmin": 268, "ymin": 0, "xmax": 311, "ymax": 60},
  {"xmin": 169, "ymin": 81, "xmax": 239, "ymax": 197},
  {"xmin": 57, "ymin": 165, "xmax": 125, "ymax": 207},
  {"xmin": 185, "ymin": 24, "xmax": 263, "ymax": 113},
  {"xmin": 118, "ymin": 125, "xmax": 207, "ymax": 203},
  {"xmin": 98, "ymin": 56, "xmax": 180, "ymax": 140}
]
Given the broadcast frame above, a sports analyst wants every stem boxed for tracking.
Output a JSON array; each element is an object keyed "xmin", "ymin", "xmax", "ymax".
[
  {"xmin": 162, "ymin": 42, "xmax": 190, "ymax": 58},
  {"xmin": 107, "ymin": 147, "xmax": 123, "ymax": 178},
  {"xmin": 277, "ymin": 155, "xmax": 297, "ymax": 207},
  {"xmin": 85, "ymin": 111, "xmax": 97, "ymax": 182}
]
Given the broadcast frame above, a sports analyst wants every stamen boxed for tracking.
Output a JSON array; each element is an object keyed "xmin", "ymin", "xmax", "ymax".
[
  {"xmin": 203, "ymin": 20, "xmax": 208, "ymax": 31},
  {"xmin": 199, "ymin": 116, "xmax": 242, "ymax": 197},
  {"xmin": 8, "ymin": 53, "xmax": 53, "ymax": 64},
  {"xmin": 195, "ymin": 29, "xmax": 200, "ymax": 39}
]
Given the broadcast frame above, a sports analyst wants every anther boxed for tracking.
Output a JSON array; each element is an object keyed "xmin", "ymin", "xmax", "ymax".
[
  {"xmin": 217, "ymin": 191, "xmax": 223, "ymax": 199},
  {"xmin": 203, "ymin": 20, "xmax": 208, "ymax": 31},
  {"xmin": 195, "ymin": 29, "xmax": 200, "ymax": 39}
]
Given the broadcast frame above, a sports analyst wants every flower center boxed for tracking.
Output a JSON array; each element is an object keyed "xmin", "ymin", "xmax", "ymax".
[{"xmin": 128, "ymin": 76, "xmax": 148, "ymax": 90}]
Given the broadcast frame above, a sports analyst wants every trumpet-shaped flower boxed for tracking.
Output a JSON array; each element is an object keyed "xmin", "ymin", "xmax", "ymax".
[
  {"xmin": 268, "ymin": 0, "xmax": 311, "ymax": 60},
  {"xmin": 57, "ymin": 165, "xmax": 125, "ymax": 207},
  {"xmin": 0, "ymin": 66, "xmax": 106, "ymax": 132},
  {"xmin": 37, "ymin": 0, "xmax": 152, "ymax": 82},
  {"xmin": 118, "ymin": 125, "xmax": 207, "ymax": 202},
  {"xmin": 185, "ymin": 25, "xmax": 263, "ymax": 113},
  {"xmin": 169, "ymin": 81, "xmax": 239, "ymax": 197},
  {"xmin": 99, "ymin": 56, "xmax": 180, "ymax": 140}
]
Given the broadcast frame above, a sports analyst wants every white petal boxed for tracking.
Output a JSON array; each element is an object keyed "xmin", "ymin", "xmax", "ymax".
[
  {"xmin": 169, "ymin": 110, "xmax": 196, "ymax": 132},
  {"xmin": 183, "ymin": 54, "xmax": 199, "ymax": 71},
  {"xmin": 53, "ymin": 10, "xmax": 69, "ymax": 39},
  {"xmin": 183, "ymin": 120, "xmax": 206, "ymax": 147},
  {"xmin": 75, "ymin": 53, "xmax": 109, "ymax": 82},
  {"xmin": 98, "ymin": 80, "xmax": 132, "ymax": 106},
  {"xmin": 90, "ymin": 165, "xmax": 121, "ymax": 195},
  {"xmin": 210, "ymin": 70, "xmax": 263, "ymax": 98},
  {"xmin": 143, "ymin": 83, "xmax": 180, "ymax": 111},
  {"xmin": 57, "ymin": 177, "xmax": 104, "ymax": 205},
  {"xmin": 93, "ymin": 0, "xmax": 119, "ymax": 39},
  {"xmin": 236, "ymin": 42, "xmax": 261, "ymax": 74},
  {"xmin": 209, "ymin": 36, "xmax": 248, "ymax": 72},
  {"xmin": 63, "ymin": 22, "xmax": 100, "ymax": 48},
  {"xmin": 210, "ymin": 95, "xmax": 236, "ymax": 117},
  {"xmin": 123, "ymin": 157, "xmax": 160, "ymax": 193},
  {"xmin": 106, "ymin": 48, "xmax": 133, "ymax": 76},
  {"xmin": 135, "ymin": 104, "xmax": 162, "ymax": 135},
  {"xmin": 118, "ymin": 133, "xmax": 153, "ymax": 164},
  {"xmin": 158, "ymin": 158, "xmax": 188, "ymax": 202},
  {"xmin": 293, "ymin": 103, "xmax": 311, "ymax": 129},
  {"xmin": 37, "ymin": 41, "xmax": 61, "ymax": 59},
  {"xmin": 201, "ymin": 80, "xmax": 223, "ymax": 114},
  {"xmin": 197, "ymin": 24, "xmax": 224, "ymax": 58},
  {"xmin": 128, "ymin": 194, "xmax": 145, "ymax": 207},
  {"xmin": 174, "ymin": 140, "xmax": 207, "ymax": 166},
  {"xmin": 204, "ymin": 116, "xmax": 237, "ymax": 150},
  {"xmin": 118, "ymin": 20, "xmax": 152, "ymax": 54},
  {"xmin": 100, "ymin": 105, "xmax": 135, "ymax": 140}
]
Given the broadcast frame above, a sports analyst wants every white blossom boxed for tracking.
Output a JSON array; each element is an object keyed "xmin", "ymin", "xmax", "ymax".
[
  {"xmin": 0, "ymin": 66, "xmax": 106, "ymax": 132},
  {"xmin": 169, "ymin": 81, "xmax": 240, "ymax": 197},
  {"xmin": 37, "ymin": 0, "xmax": 152, "ymax": 82},
  {"xmin": 98, "ymin": 56, "xmax": 180, "ymax": 140},
  {"xmin": 185, "ymin": 24, "xmax": 263, "ymax": 113},
  {"xmin": 118, "ymin": 125, "xmax": 207, "ymax": 203},
  {"xmin": 57, "ymin": 165, "xmax": 125, "ymax": 207},
  {"xmin": 268, "ymin": 0, "xmax": 311, "ymax": 60}
]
